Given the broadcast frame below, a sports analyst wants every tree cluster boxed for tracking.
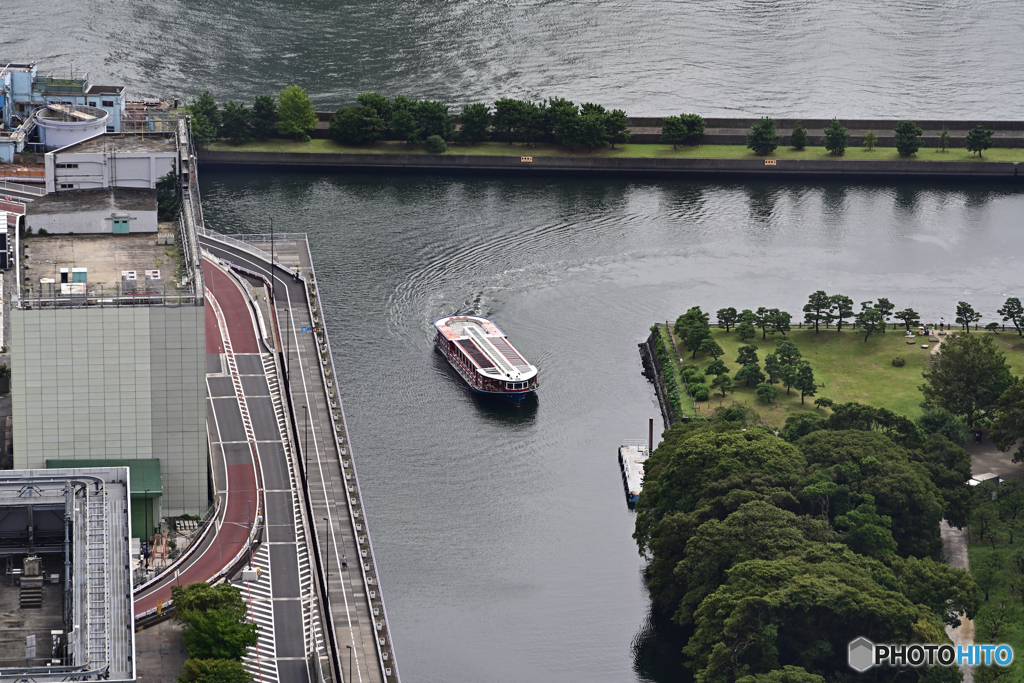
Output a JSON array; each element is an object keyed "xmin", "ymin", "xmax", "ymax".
[
  {"xmin": 187, "ymin": 87, "xmax": 310, "ymax": 147},
  {"xmin": 660, "ymin": 114, "xmax": 706, "ymax": 149},
  {"xmin": 635, "ymin": 417, "xmax": 977, "ymax": 683},
  {"xmin": 171, "ymin": 582, "xmax": 259, "ymax": 683}
]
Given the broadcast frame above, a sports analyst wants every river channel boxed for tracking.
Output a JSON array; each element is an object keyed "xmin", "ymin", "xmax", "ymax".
[
  {"xmin": 12, "ymin": 0, "xmax": 1024, "ymax": 679},
  {"xmin": 200, "ymin": 171, "xmax": 1024, "ymax": 682}
]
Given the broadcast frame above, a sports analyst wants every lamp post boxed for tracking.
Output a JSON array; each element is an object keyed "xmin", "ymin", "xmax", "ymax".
[{"xmin": 346, "ymin": 645, "xmax": 352, "ymax": 683}]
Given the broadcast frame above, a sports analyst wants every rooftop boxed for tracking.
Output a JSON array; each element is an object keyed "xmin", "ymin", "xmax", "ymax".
[
  {"xmin": 22, "ymin": 229, "xmax": 179, "ymax": 292},
  {"xmin": 27, "ymin": 187, "xmax": 157, "ymax": 215},
  {"xmin": 56, "ymin": 132, "xmax": 176, "ymax": 155},
  {"xmin": 85, "ymin": 84, "xmax": 124, "ymax": 95},
  {"xmin": 48, "ymin": 458, "xmax": 162, "ymax": 495}
]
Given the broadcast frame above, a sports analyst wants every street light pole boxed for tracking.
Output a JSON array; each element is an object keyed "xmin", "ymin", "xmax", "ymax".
[
  {"xmin": 144, "ymin": 489, "xmax": 150, "ymax": 569},
  {"xmin": 346, "ymin": 645, "xmax": 352, "ymax": 683},
  {"xmin": 303, "ymin": 404, "xmax": 310, "ymax": 477}
]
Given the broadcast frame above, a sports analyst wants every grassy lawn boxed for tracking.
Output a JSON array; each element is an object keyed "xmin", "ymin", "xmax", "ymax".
[
  {"xmin": 666, "ymin": 327, "xmax": 1024, "ymax": 429},
  {"xmin": 208, "ymin": 139, "xmax": 1024, "ymax": 162}
]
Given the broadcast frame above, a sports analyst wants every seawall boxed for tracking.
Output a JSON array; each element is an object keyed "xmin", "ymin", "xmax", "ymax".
[{"xmin": 199, "ymin": 149, "xmax": 1024, "ymax": 181}]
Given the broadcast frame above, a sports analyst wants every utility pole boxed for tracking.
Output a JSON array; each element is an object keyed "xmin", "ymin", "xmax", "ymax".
[{"xmin": 303, "ymin": 404, "xmax": 310, "ymax": 478}]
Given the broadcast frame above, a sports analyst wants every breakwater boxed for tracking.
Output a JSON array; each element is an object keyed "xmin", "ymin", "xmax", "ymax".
[{"xmin": 199, "ymin": 148, "xmax": 1023, "ymax": 181}]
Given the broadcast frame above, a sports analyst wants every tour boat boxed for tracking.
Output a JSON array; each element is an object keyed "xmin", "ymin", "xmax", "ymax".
[
  {"xmin": 619, "ymin": 440, "xmax": 650, "ymax": 505},
  {"xmin": 433, "ymin": 315, "xmax": 539, "ymax": 404}
]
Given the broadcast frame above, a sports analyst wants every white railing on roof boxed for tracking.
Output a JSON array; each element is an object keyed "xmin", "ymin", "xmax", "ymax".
[{"xmin": 0, "ymin": 179, "xmax": 45, "ymax": 196}]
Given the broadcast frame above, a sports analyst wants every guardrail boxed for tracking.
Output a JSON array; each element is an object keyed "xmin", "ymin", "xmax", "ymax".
[{"xmin": 0, "ymin": 179, "xmax": 45, "ymax": 196}]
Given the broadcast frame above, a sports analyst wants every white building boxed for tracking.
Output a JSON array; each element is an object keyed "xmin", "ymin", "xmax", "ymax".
[
  {"xmin": 45, "ymin": 132, "xmax": 180, "ymax": 194},
  {"xmin": 25, "ymin": 187, "xmax": 158, "ymax": 234}
]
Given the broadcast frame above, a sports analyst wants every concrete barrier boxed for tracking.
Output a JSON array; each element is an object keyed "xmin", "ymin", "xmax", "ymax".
[{"xmin": 199, "ymin": 149, "xmax": 1023, "ymax": 181}]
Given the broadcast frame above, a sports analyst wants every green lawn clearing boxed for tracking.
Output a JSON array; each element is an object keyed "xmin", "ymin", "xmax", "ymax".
[
  {"xmin": 208, "ymin": 139, "xmax": 1024, "ymax": 162},
  {"xmin": 667, "ymin": 327, "xmax": 1024, "ymax": 429}
]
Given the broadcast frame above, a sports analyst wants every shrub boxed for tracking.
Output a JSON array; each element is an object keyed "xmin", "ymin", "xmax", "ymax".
[
  {"xmin": 892, "ymin": 357, "xmax": 906, "ymax": 367},
  {"xmin": 692, "ymin": 384, "xmax": 710, "ymax": 402},
  {"xmin": 425, "ymin": 135, "xmax": 447, "ymax": 153},
  {"xmin": 789, "ymin": 120, "xmax": 807, "ymax": 150}
]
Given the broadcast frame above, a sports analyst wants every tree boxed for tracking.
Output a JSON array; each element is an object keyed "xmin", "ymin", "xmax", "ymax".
[
  {"xmin": 458, "ymin": 103, "xmax": 491, "ymax": 144},
  {"xmin": 187, "ymin": 91, "xmax": 221, "ymax": 148},
  {"xmin": 329, "ymin": 106, "xmax": 381, "ymax": 145},
  {"xmin": 776, "ymin": 340, "xmax": 801, "ymax": 368},
  {"xmin": 178, "ymin": 658, "xmax": 251, "ymax": 683},
  {"xmin": 990, "ymin": 382, "xmax": 1024, "ymax": 463},
  {"xmin": 577, "ymin": 105, "xmax": 611, "ymax": 152},
  {"xmin": 789, "ymin": 121, "xmax": 807, "ymax": 150},
  {"xmin": 764, "ymin": 352, "xmax": 782, "ymax": 385},
  {"xmin": 830, "ymin": 295, "xmax": 853, "ymax": 332},
  {"xmin": 893, "ymin": 120, "xmax": 924, "ymax": 157},
  {"xmin": 711, "ymin": 374, "xmax": 734, "ymax": 398},
  {"xmin": 921, "ymin": 333, "xmax": 1015, "ymax": 427},
  {"xmin": 251, "ymin": 95, "xmax": 278, "ymax": 140},
  {"xmin": 965, "ymin": 124, "xmax": 994, "ymax": 158},
  {"xmin": 390, "ymin": 99, "xmax": 423, "ymax": 145},
  {"xmin": 277, "ymin": 85, "xmax": 317, "ymax": 141},
  {"xmin": 417, "ymin": 100, "xmax": 456, "ymax": 140},
  {"xmin": 699, "ymin": 337, "xmax": 725, "ymax": 360},
  {"xmin": 998, "ymin": 297, "xmax": 1024, "ymax": 336},
  {"xmin": 605, "ymin": 109, "xmax": 632, "ymax": 148},
  {"xmin": 754, "ymin": 306, "xmax": 772, "ymax": 340},
  {"xmin": 491, "ymin": 98, "xmax": 521, "ymax": 144},
  {"xmin": 675, "ymin": 307, "xmax": 712, "ymax": 358},
  {"xmin": 780, "ymin": 363, "xmax": 799, "ymax": 395},
  {"xmin": 863, "ymin": 130, "xmax": 878, "ymax": 151},
  {"xmin": 735, "ymin": 363, "xmax": 767, "ymax": 387},
  {"xmin": 736, "ymin": 344, "xmax": 759, "ymax": 367},
  {"xmin": 736, "ymin": 315, "xmax": 757, "ymax": 342},
  {"xmin": 747, "ymin": 117, "xmax": 781, "ymax": 155},
  {"xmin": 802, "ymin": 291, "xmax": 832, "ymax": 333},
  {"xmin": 874, "ymin": 297, "xmax": 894, "ymax": 330},
  {"xmin": 955, "ymin": 300, "xmax": 982, "ymax": 331},
  {"xmin": 705, "ymin": 359, "xmax": 729, "ymax": 377},
  {"xmin": 937, "ymin": 129, "xmax": 950, "ymax": 153},
  {"xmin": 814, "ymin": 397, "xmax": 834, "ymax": 410},
  {"xmin": 854, "ymin": 301, "xmax": 885, "ymax": 341},
  {"xmin": 661, "ymin": 113, "xmax": 705, "ymax": 149},
  {"xmin": 916, "ymin": 407, "xmax": 971, "ymax": 445},
  {"xmin": 156, "ymin": 170, "xmax": 180, "ymax": 221},
  {"xmin": 795, "ymin": 361, "xmax": 817, "ymax": 404},
  {"xmin": 894, "ymin": 307, "xmax": 921, "ymax": 331},
  {"xmin": 179, "ymin": 608, "xmax": 259, "ymax": 660},
  {"xmin": 171, "ymin": 583, "xmax": 247, "ymax": 614},
  {"xmin": 357, "ymin": 93, "xmax": 394, "ymax": 125},
  {"xmin": 823, "ymin": 118, "xmax": 849, "ymax": 156},
  {"xmin": 756, "ymin": 382, "xmax": 779, "ymax": 403},
  {"xmin": 716, "ymin": 307, "xmax": 739, "ymax": 332},
  {"xmin": 769, "ymin": 309, "xmax": 792, "ymax": 337},
  {"xmin": 219, "ymin": 101, "xmax": 251, "ymax": 145}
]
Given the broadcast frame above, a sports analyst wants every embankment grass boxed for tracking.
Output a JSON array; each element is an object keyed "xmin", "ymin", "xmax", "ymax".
[
  {"xmin": 668, "ymin": 327, "xmax": 1024, "ymax": 429},
  {"xmin": 208, "ymin": 139, "xmax": 1024, "ymax": 162}
]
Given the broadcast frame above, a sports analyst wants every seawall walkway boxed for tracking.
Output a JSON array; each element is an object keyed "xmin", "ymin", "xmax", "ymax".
[{"xmin": 199, "ymin": 149, "xmax": 1023, "ymax": 181}]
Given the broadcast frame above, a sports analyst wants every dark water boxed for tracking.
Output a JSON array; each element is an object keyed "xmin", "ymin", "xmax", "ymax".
[
  {"xmin": 200, "ymin": 170, "xmax": 1024, "ymax": 682},
  {"xmin": 8, "ymin": 0, "xmax": 1024, "ymax": 118},
  {"xmin": 14, "ymin": 2, "xmax": 1024, "ymax": 680}
]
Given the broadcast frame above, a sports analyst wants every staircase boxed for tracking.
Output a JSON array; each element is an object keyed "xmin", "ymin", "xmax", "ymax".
[{"xmin": 19, "ymin": 576, "xmax": 43, "ymax": 608}]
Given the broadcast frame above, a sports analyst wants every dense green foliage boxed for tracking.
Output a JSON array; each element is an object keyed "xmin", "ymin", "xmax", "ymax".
[
  {"xmin": 990, "ymin": 382, "xmax": 1024, "ymax": 462},
  {"xmin": 894, "ymin": 120, "xmax": 924, "ymax": 156},
  {"xmin": 458, "ymin": 103, "xmax": 491, "ymax": 144},
  {"xmin": 251, "ymin": 95, "xmax": 278, "ymax": 140},
  {"xmin": 156, "ymin": 170, "xmax": 180, "ymax": 221},
  {"xmin": 921, "ymin": 333, "xmax": 1014, "ymax": 427},
  {"xmin": 277, "ymin": 85, "xmax": 318, "ymax": 141},
  {"xmin": 863, "ymin": 130, "xmax": 878, "ymax": 151},
  {"xmin": 635, "ymin": 417, "xmax": 977, "ymax": 683},
  {"xmin": 998, "ymin": 297, "xmax": 1024, "ymax": 336},
  {"xmin": 966, "ymin": 124, "xmax": 995, "ymax": 158},
  {"xmin": 747, "ymin": 117, "xmax": 781, "ymax": 155},
  {"xmin": 178, "ymin": 658, "xmax": 251, "ymax": 683},
  {"xmin": 219, "ymin": 101, "xmax": 252, "ymax": 145},
  {"xmin": 789, "ymin": 121, "xmax": 807, "ymax": 150},
  {"xmin": 172, "ymin": 583, "xmax": 258, "ymax": 664},
  {"xmin": 186, "ymin": 91, "xmax": 221, "ymax": 148},
  {"xmin": 329, "ymin": 106, "xmax": 385, "ymax": 145},
  {"xmin": 661, "ymin": 114, "xmax": 706, "ymax": 149},
  {"xmin": 822, "ymin": 118, "xmax": 848, "ymax": 156},
  {"xmin": 425, "ymin": 135, "xmax": 447, "ymax": 153},
  {"xmin": 652, "ymin": 326, "xmax": 684, "ymax": 420}
]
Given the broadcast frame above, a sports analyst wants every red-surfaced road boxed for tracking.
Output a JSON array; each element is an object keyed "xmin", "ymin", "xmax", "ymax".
[{"xmin": 134, "ymin": 260, "xmax": 261, "ymax": 615}]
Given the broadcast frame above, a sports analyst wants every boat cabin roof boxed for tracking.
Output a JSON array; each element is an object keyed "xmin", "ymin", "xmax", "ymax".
[{"xmin": 435, "ymin": 315, "xmax": 537, "ymax": 381}]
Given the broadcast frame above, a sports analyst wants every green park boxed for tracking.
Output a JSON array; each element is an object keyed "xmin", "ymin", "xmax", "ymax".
[{"xmin": 638, "ymin": 295, "xmax": 1024, "ymax": 683}]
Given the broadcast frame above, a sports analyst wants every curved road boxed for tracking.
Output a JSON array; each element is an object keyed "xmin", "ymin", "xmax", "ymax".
[{"xmin": 133, "ymin": 259, "xmax": 259, "ymax": 615}]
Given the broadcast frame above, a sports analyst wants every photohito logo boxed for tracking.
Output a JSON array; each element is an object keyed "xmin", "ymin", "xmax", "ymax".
[{"xmin": 848, "ymin": 638, "xmax": 1013, "ymax": 671}]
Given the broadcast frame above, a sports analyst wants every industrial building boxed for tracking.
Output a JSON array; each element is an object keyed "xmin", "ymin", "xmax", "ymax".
[
  {"xmin": 11, "ymin": 125, "xmax": 208, "ymax": 518},
  {"xmin": 44, "ymin": 131, "xmax": 180, "ymax": 193},
  {"xmin": 0, "ymin": 466, "xmax": 135, "ymax": 681}
]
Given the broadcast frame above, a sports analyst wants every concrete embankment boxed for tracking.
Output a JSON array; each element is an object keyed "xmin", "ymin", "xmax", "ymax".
[{"xmin": 199, "ymin": 149, "xmax": 1023, "ymax": 181}]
